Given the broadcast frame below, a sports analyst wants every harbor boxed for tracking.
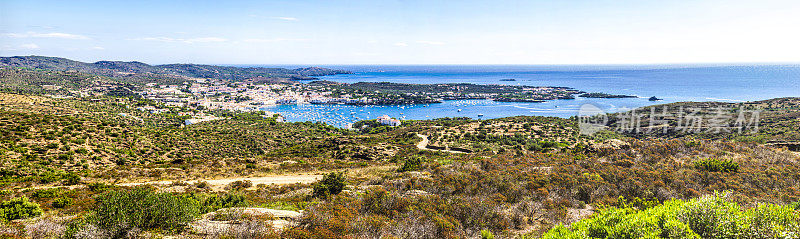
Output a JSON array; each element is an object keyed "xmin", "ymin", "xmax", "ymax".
[{"xmin": 261, "ymin": 97, "xmax": 655, "ymax": 128}]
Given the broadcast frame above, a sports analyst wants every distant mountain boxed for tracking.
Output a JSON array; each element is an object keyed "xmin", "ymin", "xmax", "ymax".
[{"xmin": 0, "ymin": 55, "xmax": 351, "ymax": 82}]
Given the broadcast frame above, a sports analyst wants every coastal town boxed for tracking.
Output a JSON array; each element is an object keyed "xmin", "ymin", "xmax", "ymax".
[
  {"xmin": 114, "ymin": 79, "xmax": 590, "ymax": 128},
  {"xmin": 132, "ymin": 79, "xmax": 587, "ymax": 112}
]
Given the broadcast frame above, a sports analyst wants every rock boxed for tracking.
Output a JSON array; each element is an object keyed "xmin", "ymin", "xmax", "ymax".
[
  {"xmin": 591, "ymin": 139, "xmax": 630, "ymax": 151},
  {"xmin": 158, "ymin": 185, "xmax": 188, "ymax": 193},
  {"xmin": 404, "ymin": 190, "xmax": 432, "ymax": 197},
  {"xmin": 210, "ymin": 208, "xmax": 301, "ymax": 219},
  {"xmin": 274, "ymin": 188, "xmax": 313, "ymax": 199},
  {"xmin": 191, "ymin": 207, "xmax": 303, "ymax": 235},
  {"xmin": 361, "ymin": 185, "xmax": 384, "ymax": 191}
]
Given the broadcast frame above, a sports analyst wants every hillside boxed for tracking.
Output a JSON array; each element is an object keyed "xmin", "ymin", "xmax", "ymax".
[
  {"xmin": 595, "ymin": 98, "xmax": 800, "ymax": 142},
  {"xmin": 0, "ymin": 91, "xmax": 798, "ymax": 238},
  {"xmin": 0, "ymin": 59, "xmax": 798, "ymax": 238},
  {"xmin": 0, "ymin": 56, "xmax": 351, "ymax": 83}
]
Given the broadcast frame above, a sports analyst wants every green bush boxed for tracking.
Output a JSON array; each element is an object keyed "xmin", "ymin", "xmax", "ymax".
[
  {"xmin": 0, "ymin": 197, "xmax": 42, "ymax": 221},
  {"xmin": 91, "ymin": 188, "xmax": 200, "ymax": 233},
  {"xmin": 480, "ymin": 229, "xmax": 495, "ymax": 239},
  {"xmin": 62, "ymin": 172, "xmax": 81, "ymax": 185},
  {"xmin": 540, "ymin": 193, "xmax": 800, "ymax": 239},
  {"xmin": 87, "ymin": 182, "xmax": 112, "ymax": 192},
  {"xmin": 225, "ymin": 180, "xmax": 252, "ymax": 191},
  {"xmin": 694, "ymin": 158, "xmax": 739, "ymax": 173},
  {"xmin": 52, "ymin": 197, "xmax": 72, "ymax": 208},
  {"xmin": 397, "ymin": 156, "xmax": 424, "ymax": 172},
  {"xmin": 32, "ymin": 188, "xmax": 61, "ymax": 199},
  {"xmin": 190, "ymin": 193, "xmax": 248, "ymax": 213},
  {"xmin": 313, "ymin": 172, "xmax": 346, "ymax": 198}
]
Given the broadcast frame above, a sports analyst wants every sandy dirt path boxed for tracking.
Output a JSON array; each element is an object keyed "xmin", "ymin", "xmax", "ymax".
[
  {"xmin": 415, "ymin": 133, "xmax": 466, "ymax": 154},
  {"xmin": 30, "ymin": 174, "xmax": 323, "ymax": 191},
  {"xmin": 119, "ymin": 174, "xmax": 323, "ymax": 191},
  {"xmin": 416, "ymin": 133, "xmax": 430, "ymax": 150}
]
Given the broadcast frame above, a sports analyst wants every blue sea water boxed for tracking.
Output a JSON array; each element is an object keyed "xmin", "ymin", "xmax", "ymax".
[{"xmin": 257, "ymin": 65, "xmax": 800, "ymax": 127}]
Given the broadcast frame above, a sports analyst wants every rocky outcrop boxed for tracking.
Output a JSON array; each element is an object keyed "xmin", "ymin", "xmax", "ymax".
[{"xmin": 191, "ymin": 207, "xmax": 302, "ymax": 235}]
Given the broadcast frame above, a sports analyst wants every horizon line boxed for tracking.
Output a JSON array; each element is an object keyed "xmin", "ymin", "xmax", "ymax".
[{"xmin": 3, "ymin": 55, "xmax": 800, "ymax": 67}]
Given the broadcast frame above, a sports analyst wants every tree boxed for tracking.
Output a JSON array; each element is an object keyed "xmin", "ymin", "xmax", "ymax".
[{"xmin": 313, "ymin": 172, "xmax": 346, "ymax": 198}]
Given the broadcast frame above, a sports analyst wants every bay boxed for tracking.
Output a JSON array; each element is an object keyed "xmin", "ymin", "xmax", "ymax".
[{"xmin": 256, "ymin": 65, "xmax": 800, "ymax": 127}]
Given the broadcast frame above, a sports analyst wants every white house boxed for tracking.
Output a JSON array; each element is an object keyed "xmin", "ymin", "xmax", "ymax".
[
  {"xmin": 185, "ymin": 115, "xmax": 222, "ymax": 125},
  {"xmin": 377, "ymin": 115, "xmax": 401, "ymax": 127}
]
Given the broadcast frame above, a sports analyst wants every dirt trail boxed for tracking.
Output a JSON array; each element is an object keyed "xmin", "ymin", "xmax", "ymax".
[
  {"xmin": 120, "ymin": 174, "xmax": 323, "ymax": 191},
  {"xmin": 415, "ymin": 133, "xmax": 466, "ymax": 154},
  {"xmin": 30, "ymin": 174, "xmax": 323, "ymax": 191},
  {"xmin": 416, "ymin": 133, "xmax": 430, "ymax": 150}
]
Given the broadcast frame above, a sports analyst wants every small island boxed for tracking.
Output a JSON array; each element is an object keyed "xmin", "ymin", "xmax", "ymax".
[
  {"xmin": 649, "ymin": 96, "xmax": 663, "ymax": 101},
  {"xmin": 499, "ymin": 78, "xmax": 516, "ymax": 82},
  {"xmin": 579, "ymin": 92, "xmax": 638, "ymax": 98}
]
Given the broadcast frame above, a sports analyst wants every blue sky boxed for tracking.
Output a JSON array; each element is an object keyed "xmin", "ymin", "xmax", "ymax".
[{"xmin": 1, "ymin": 0, "xmax": 799, "ymax": 64}]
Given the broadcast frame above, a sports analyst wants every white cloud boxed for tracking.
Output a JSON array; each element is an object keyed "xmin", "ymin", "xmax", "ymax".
[
  {"xmin": 416, "ymin": 40, "xmax": 445, "ymax": 45},
  {"xmin": 242, "ymin": 38, "xmax": 308, "ymax": 43},
  {"xmin": 271, "ymin": 16, "xmax": 299, "ymax": 21},
  {"xmin": 4, "ymin": 32, "xmax": 90, "ymax": 40},
  {"xmin": 129, "ymin": 37, "xmax": 227, "ymax": 44},
  {"xmin": 393, "ymin": 42, "xmax": 408, "ymax": 47},
  {"xmin": 91, "ymin": 46, "xmax": 105, "ymax": 50},
  {"xmin": 189, "ymin": 37, "xmax": 228, "ymax": 43},
  {"xmin": 20, "ymin": 43, "xmax": 40, "ymax": 49}
]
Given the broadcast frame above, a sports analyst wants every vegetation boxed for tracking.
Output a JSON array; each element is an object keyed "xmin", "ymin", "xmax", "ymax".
[
  {"xmin": 0, "ymin": 57, "xmax": 798, "ymax": 238},
  {"xmin": 542, "ymin": 192, "xmax": 799, "ymax": 238},
  {"xmin": 579, "ymin": 92, "xmax": 637, "ymax": 98},
  {"xmin": 397, "ymin": 156, "xmax": 424, "ymax": 172},
  {"xmin": 694, "ymin": 158, "xmax": 739, "ymax": 173},
  {"xmin": 1, "ymin": 56, "xmax": 349, "ymax": 84},
  {"xmin": 91, "ymin": 188, "xmax": 200, "ymax": 233},
  {"xmin": 314, "ymin": 81, "xmax": 583, "ymax": 103},
  {"xmin": 0, "ymin": 197, "xmax": 42, "ymax": 221},
  {"xmin": 313, "ymin": 172, "xmax": 347, "ymax": 198}
]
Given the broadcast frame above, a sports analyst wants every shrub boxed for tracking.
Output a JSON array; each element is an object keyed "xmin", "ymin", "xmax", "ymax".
[
  {"xmin": 480, "ymin": 229, "xmax": 495, "ymax": 239},
  {"xmin": 71, "ymin": 224, "xmax": 110, "ymax": 239},
  {"xmin": 694, "ymin": 158, "xmax": 739, "ymax": 173},
  {"xmin": 91, "ymin": 188, "xmax": 200, "ymax": 233},
  {"xmin": 685, "ymin": 141, "xmax": 701, "ymax": 148},
  {"xmin": 62, "ymin": 173, "xmax": 81, "ymax": 185},
  {"xmin": 191, "ymin": 193, "xmax": 248, "ymax": 214},
  {"xmin": 0, "ymin": 197, "xmax": 42, "ymax": 221},
  {"xmin": 32, "ymin": 188, "xmax": 61, "ymax": 199},
  {"xmin": 52, "ymin": 197, "xmax": 72, "ymax": 208},
  {"xmin": 540, "ymin": 193, "xmax": 800, "ymax": 239},
  {"xmin": 226, "ymin": 180, "xmax": 253, "ymax": 191},
  {"xmin": 313, "ymin": 172, "xmax": 346, "ymax": 198},
  {"xmin": 360, "ymin": 189, "xmax": 409, "ymax": 217},
  {"xmin": 398, "ymin": 157, "xmax": 424, "ymax": 172},
  {"xmin": 25, "ymin": 219, "xmax": 66, "ymax": 239},
  {"xmin": 195, "ymin": 181, "xmax": 210, "ymax": 189},
  {"xmin": 87, "ymin": 183, "xmax": 111, "ymax": 192}
]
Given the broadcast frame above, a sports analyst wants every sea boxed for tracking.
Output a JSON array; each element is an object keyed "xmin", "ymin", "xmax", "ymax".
[{"xmin": 250, "ymin": 65, "xmax": 800, "ymax": 128}]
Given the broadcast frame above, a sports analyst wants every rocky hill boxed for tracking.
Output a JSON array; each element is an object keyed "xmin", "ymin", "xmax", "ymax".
[{"xmin": 0, "ymin": 56, "xmax": 351, "ymax": 83}]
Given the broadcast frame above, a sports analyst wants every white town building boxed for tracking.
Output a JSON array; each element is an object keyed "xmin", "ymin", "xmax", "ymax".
[{"xmin": 377, "ymin": 115, "xmax": 401, "ymax": 126}]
